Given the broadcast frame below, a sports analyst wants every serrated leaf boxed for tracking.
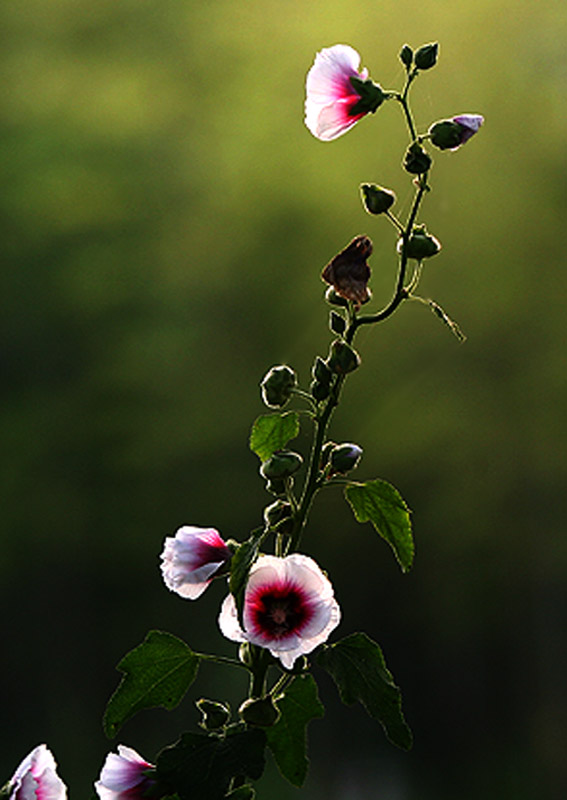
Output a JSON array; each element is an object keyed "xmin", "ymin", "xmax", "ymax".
[
  {"xmin": 156, "ymin": 729, "xmax": 266, "ymax": 800},
  {"xmin": 316, "ymin": 632, "xmax": 412, "ymax": 750},
  {"xmin": 345, "ymin": 479, "xmax": 414, "ymax": 571},
  {"xmin": 103, "ymin": 630, "xmax": 199, "ymax": 738},
  {"xmin": 249, "ymin": 412, "xmax": 300, "ymax": 462},
  {"xmin": 229, "ymin": 526, "xmax": 266, "ymax": 624},
  {"xmin": 266, "ymin": 674, "xmax": 325, "ymax": 787}
]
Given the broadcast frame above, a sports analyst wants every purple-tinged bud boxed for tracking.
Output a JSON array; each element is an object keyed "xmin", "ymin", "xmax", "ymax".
[
  {"xmin": 403, "ymin": 142, "xmax": 432, "ymax": 174},
  {"xmin": 196, "ymin": 698, "xmax": 231, "ymax": 730},
  {"xmin": 260, "ymin": 365, "xmax": 297, "ymax": 409},
  {"xmin": 429, "ymin": 114, "xmax": 484, "ymax": 150},
  {"xmin": 397, "ymin": 224, "xmax": 441, "ymax": 261},
  {"xmin": 414, "ymin": 42, "xmax": 438, "ymax": 70},
  {"xmin": 361, "ymin": 183, "xmax": 396, "ymax": 215},
  {"xmin": 329, "ymin": 442, "xmax": 363, "ymax": 474}
]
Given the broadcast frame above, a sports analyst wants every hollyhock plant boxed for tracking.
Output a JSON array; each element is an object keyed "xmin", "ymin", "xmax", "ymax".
[
  {"xmin": 94, "ymin": 746, "xmax": 159, "ymax": 800},
  {"xmin": 218, "ymin": 554, "xmax": 341, "ymax": 669},
  {"xmin": 8, "ymin": 745, "xmax": 66, "ymax": 800},
  {"xmin": 160, "ymin": 525, "xmax": 232, "ymax": 599},
  {"xmin": 305, "ymin": 44, "xmax": 385, "ymax": 141}
]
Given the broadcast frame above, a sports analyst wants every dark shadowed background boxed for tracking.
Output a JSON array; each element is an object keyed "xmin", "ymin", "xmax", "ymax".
[{"xmin": 1, "ymin": 1, "xmax": 566, "ymax": 798}]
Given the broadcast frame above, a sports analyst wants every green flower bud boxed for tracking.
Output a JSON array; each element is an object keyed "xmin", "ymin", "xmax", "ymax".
[
  {"xmin": 399, "ymin": 44, "xmax": 413, "ymax": 69},
  {"xmin": 397, "ymin": 224, "xmax": 442, "ymax": 260},
  {"xmin": 360, "ymin": 183, "xmax": 396, "ymax": 215},
  {"xmin": 330, "ymin": 442, "xmax": 363, "ymax": 474},
  {"xmin": 310, "ymin": 379, "xmax": 330, "ymax": 402},
  {"xmin": 312, "ymin": 355, "xmax": 332, "ymax": 385},
  {"xmin": 330, "ymin": 310, "xmax": 346, "ymax": 335},
  {"xmin": 239, "ymin": 642, "xmax": 254, "ymax": 667},
  {"xmin": 324, "ymin": 286, "xmax": 349, "ymax": 307},
  {"xmin": 264, "ymin": 477, "xmax": 288, "ymax": 496},
  {"xmin": 403, "ymin": 142, "xmax": 432, "ymax": 175},
  {"xmin": 428, "ymin": 120, "xmax": 464, "ymax": 151},
  {"xmin": 263, "ymin": 499, "xmax": 293, "ymax": 534},
  {"xmin": 414, "ymin": 42, "xmax": 439, "ymax": 70},
  {"xmin": 260, "ymin": 365, "xmax": 297, "ymax": 409},
  {"xmin": 327, "ymin": 339, "xmax": 361, "ymax": 375},
  {"xmin": 260, "ymin": 451, "xmax": 303, "ymax": 480},
  {"xmin": 239, "ymin": 696, "xmax": 281, "ymax": 728},
  {"xmin": 196, "ymin": 698, "xmax": 231, "ymax": 730}
]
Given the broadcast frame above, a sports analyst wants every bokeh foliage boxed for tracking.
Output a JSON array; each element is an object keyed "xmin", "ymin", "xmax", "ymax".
[{"xmin": 1, "ymin": 1, "xmax": 565, "ymax": 798}]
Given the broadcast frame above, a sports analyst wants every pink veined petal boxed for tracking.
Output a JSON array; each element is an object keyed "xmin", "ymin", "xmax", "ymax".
[
  {"xmin": 306, "ymin": 45, "xmax": 366, "ymax": 102},
  {"xmin": 10, "ymin": 746, "xmax": 67, "ymax": 800},
  {"xmin": 98, "ymin": 747, "xmax": 152, "ymax": 792},
  {"xmin": 307, "ymin": 100, "xmax": 366, "ymax": 141},
  {"xmin": 218, "ymin": 593, "xmax": 247, "ymax": 643}
]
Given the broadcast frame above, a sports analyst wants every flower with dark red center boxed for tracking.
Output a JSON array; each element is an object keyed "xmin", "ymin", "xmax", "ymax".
[
  {"xmin": 94, "ymin": 746, "xmax": 160, "ymax": 800},
  {"xmin": 218, "ymin": 554, "xmax": 341, "ymax": 669},
  {"xmin": 160, "ymin": 526, "xmax": 232, "ymax": 599},
  {"xmin": 8, "ymin": 745, "xmax": 67, "ymax": 800},
  {"xmin": 305, "ymin": 45, "xmax": 385, "ymax": 141}
]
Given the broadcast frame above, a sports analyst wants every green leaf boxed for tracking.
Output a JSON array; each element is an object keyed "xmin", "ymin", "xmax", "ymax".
[
  {"xmin": 156, "ymin": 729, "xmax": 266, "ymax": 800},
  {"xmin": 249, "ymin": 412, "xmax": 300, "ymax": 462},
  {"xmin": 316, "ymin": 632, "xmax": 412, "ymax": 751},
  {"xmin": 266, "ymin": 674, "xmax": 325, "ymax": 787},
  {"xmin": 229, "ymin": 526, "xmax": 266, "ymax": 624},
  {"xmin": 345, "ymin": 479, "xmax": 414, "ymax": 572},
  {"xmin": 103, "ymin": 630, "xmax": 200, "ymax": 738},
  {"xmin": 224, "ymin": 786, "xmax": 256, "ymax": 800}
]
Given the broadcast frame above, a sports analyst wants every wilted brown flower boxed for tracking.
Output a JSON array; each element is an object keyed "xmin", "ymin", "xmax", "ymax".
[{"xmin": 322, "ymin": 235, "xmax": 372, "ymax": 309}]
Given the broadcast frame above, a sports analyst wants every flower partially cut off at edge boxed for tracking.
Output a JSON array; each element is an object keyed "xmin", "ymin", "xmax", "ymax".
[
  {"xmin": 95, "ymin": 746, "xmax": 159, "ymax": 800},
  {"xmin": 161, "ymin": 525, "xmax": 232, "ymax": 599},
  {"xmin": 8, "ymin": 744, "xmax": 67, "ymax": 800},
  {"xmin": 322, "ymin": 235, "xmax": 373, "ymax": 309},
  {"xmin": 305, "ymin": 44, "xmax": 383, "ymax": 141},
  {"xmin": 218, "ymin": 553, "xmax": 341, "ymax": 669}
]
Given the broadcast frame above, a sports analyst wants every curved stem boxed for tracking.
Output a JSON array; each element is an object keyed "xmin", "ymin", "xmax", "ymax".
[{"xmin": 196, "ymin": 652, "xmax": 248, "ymax": 669}]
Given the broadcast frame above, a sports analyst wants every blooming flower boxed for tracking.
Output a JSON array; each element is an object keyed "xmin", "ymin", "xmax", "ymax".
[
  {"xmin": 8, "ymin": 744, "xmax": 67, "ymax": 800},
  {"xmin": 429, "ymin": 114, "xmax": 484, "ymax": 150},
  {"xmin": 160, "ymin": 525, "xmax": 232, "ymax": 599},
  {"xmin": 94, "ymin": 745, "xmax": 158, "ymax": 800},
  {"xmin": 305, "ymin": 44, "xmax": 384, "ymax": 141},
  {"xmin": 218, "ymin": 553, "xmax": 341, "ymax": 669}
]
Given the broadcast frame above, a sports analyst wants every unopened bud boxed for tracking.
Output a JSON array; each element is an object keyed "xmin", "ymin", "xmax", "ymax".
[
  {"xmin": 403, "ymin": 142, "xmax": 432, "ymax": 175},
  {"xmin": 260, "ymin": 451, "xmax": 303, "ymax": 480},
  {"xmin": 239, "ymin": 696, "xmax": 281, "ymax": 728},
  {"xmin": 327, "ymin": 339, "xmax": 361, "ymax": 375},
  {"xmin": 310, "ymin": 379, "xmax": 331, "ymax": 402},
  {"xmin": 260, "ymin": 365, "xmax": 297, "ymax": 409},
  {"xmin": 312, "ymin": 355, "xmax": 332, "ymax": 385},
  {"xmin": 360, "ymin": 183, "xmax": 396, "ymax": 215},
  {"xmin": 330, "ymin": 442, "xmax": 363, "ymax": 474},
  {"xmin": 264, "ymin": 478, "xmax": 288, "ymax": 496},
  {"xmin": 263, "ymin": 499, "xmax": 293, "ymax": 534},
  {"xmin": 414, "ymin": 42, "xmax": 438, "ymax": 70},
  {"xmin": 196, "ymin": 698, "xmax": 231, "ymax": 730},
  {"xmin": 399, "ymin": 44, "xmax": 413, "ymax": 69},
  {"xmin": 330, "ymin": 310, "xmax": 346, "ymax": 335},
  {"xmin": 429, "ymin": 114, "xmax": 484, "ymax": 150},
  {"xmin": 325, "ymin": 286, "xmax": 349, "ymax": 307},
  {"xmin": 397, "ymin": 224, "xmax": 441, "ymax": 260}
]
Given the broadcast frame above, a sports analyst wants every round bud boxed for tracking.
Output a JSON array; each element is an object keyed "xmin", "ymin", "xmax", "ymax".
[
  {"xmin": 260, "ymin": 365, "xmax": 297, "ymax": 409},
  {"xmin": 360, "ymin": 183, "xmax": 396, "ymax": 215},
  {"xmin": 239, "ymin": 696, "xmax": 281, "ymax": 728},
  {"xmin": 325, "ymin": 286, "xmax": 349, "ymax": 307},
  {"xmin": 414, "ymin": 42, "xmax": 439, "ymax": 70},
  {"xmin": 196, "ymin": 698, "xmax": 231, "ymax": 730},
  {"xmin": 260, "ymin": 451, "xmax": 303, "ymax": 480},
  {"xmin": 428, "ymin": 120, "xmax": 464, "ymax": 150},
  {"xmin": 398, "ymin": 224, "xmax": 442, "ymax": 261},
  {"xmin": 403, "ymin": 142, "xmax": 432, "ymax": 175},
  {"xmin": 330, "ymin": 442, "xmax": 363, "ymax": 474},
  {"xmin": 327, "ymin": 339, "xmax": 361, "ymax": 375},
  {"xmin": 310, "ymin": 379, "xmax": 330, "ymax": 402}
]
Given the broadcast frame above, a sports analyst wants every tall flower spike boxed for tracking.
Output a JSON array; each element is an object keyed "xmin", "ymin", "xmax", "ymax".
[
  {"xmin": 160, "ymin": 525, "xmax": 232, "ymax": 599},
  {"xmin": 8, "ymin": 745, "xmax": 67, "ymax": 800},
  {"xmin": 305, "ymin": 45, "xmax": 384, "ymax": 141},
  {"xmin": 218, "ymin": 553, "xmax": 341, "ymax": 669}
]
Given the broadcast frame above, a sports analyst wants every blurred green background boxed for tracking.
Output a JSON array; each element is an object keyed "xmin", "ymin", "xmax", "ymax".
[{"xmin": 1, "ymin": 0, "xmax": 565, "ymax": 797}]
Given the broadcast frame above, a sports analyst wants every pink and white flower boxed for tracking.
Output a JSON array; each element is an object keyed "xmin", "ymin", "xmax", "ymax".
[
  {"xmin": 94, "ymin": 745, "xmax": 157, "ymax": 800},
  {"xmin": 8, "ymin": 744, "xmax": 67, "ymax": 800},
  {"xmin": 218, "ymin": 553, "xmax": 341, "ymax": 669},
  {"xmin": 305, "ymin": 45, "xmax": 383, "ymax": 141},
  {"xmin": 160, "ymin": 525, "xmax": 232, "ymax": 599}
]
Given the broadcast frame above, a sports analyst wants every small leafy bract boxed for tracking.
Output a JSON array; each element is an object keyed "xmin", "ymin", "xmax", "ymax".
[
  {"xmin": 249, "ymin": 412, "xmax": 300, "ymax": 462},
  {"xmin": 103, "ymin": 630, "xmax": 199, "ymax": 738},
  {"xmin": 316, "ymin": 632, "xmax": 412, "ymax": 750},
  {"xmin": 266, "ymin": 674, "xmax": 325, "ymax": 787},
  {"xmin": 345, "ymin": 479, "xmax": 414, "ymax": 571},
  {"xmin": 156, "ymin": 729, "xmax": 266, "ymax": 800}
]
